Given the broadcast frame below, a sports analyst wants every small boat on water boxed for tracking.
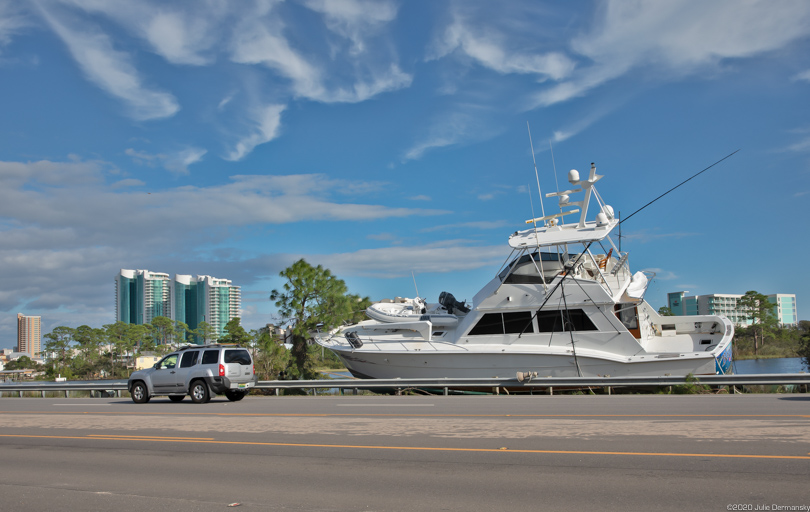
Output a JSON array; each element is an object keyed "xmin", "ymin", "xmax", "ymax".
[{"xmin": 315, "ymin": 163, "xmax": 734, "ymax": 380}]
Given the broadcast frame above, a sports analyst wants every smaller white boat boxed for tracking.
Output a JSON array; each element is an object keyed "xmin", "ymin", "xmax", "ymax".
[{"xmin": 365, "ymin": 293, "xmax": 470, "ymax": 327}]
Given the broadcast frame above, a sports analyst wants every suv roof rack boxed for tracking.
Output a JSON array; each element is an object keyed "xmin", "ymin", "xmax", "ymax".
[{"xmin": 177, "ymin": 343, "xmax": 242, "ymax": 351}]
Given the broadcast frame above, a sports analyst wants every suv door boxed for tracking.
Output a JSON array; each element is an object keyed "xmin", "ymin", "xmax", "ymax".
[
  {"xmin": 151, "ymin": 354, "xmax": 180, "ymax": 392},
  {"xmin": 174, "ymin": 350, "xmax": 200, "ymax": 390}
]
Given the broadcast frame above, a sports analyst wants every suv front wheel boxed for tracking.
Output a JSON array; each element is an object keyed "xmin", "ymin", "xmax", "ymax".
[{"xmin": 190, "ymin": 380, "xmax": 210, "ymax": 404}]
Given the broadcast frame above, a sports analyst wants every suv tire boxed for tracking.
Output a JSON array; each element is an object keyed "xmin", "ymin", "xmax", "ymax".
[
  {"xmin": 131, "ymin": 381, "xmax": 150, "ymax": 404},
  {"xmin": 190, "ymin": 380, "xmax": 210, "ymax": 404},
  {"xmin": 224, "ymin": 390, "xmax": 246, "ymax": 402}
]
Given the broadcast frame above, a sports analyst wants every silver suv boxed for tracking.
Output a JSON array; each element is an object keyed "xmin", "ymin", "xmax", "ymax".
[{"xmin": 128, "ymin": 344, "xmax": 257, "ymax": 404}]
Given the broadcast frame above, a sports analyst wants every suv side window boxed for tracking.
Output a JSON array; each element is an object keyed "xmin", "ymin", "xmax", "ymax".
[
  {"xmin": 201, "ymin": 350, "xmax": 219, "ymax": 365},
  {"xmin": 224, "ymin": 349, "xmax": 251, "ymax": 365},
  {"xmin": 159, "ymin": 354, "xmax": 178, "ymax": 369},
  {"xmin": 179, "ymin": 351, "xmax": 198, "ymax": 368}
]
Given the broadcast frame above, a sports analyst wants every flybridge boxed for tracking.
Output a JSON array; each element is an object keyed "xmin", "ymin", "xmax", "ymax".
[{"xmin": 509, "ymin": 162, "xmax": 618, "ymax": 248}]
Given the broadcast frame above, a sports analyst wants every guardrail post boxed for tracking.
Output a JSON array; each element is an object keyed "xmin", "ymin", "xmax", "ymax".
[
  {"xmin": 353, "ymin": 388, "xmax": 358, "ymax": 395},
  {"xmin": 41, "ymin": 390, "xmax": 45, "ymax": 398},
  {"xmin": 443, "ymin": 387, "xmax": 448, "ymax": 396},
  {"xmin": 65, "ymin": 390, "xmax": 69, "ymax": 398},
  {"xmin": 549, "ymin": 386, "xmax": 553, "ymax": 395},
  {"xmin": 275, "ymin": 388, "xmax": 279, "ymax": 396},
  {"xmin": 18, "ymin": 390, "xmax": 22, "ymax": 398}
]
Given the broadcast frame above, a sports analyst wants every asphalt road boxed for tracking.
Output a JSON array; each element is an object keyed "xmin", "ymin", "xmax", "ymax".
[{"xmin": 0, "ymin": 394, "xmax": 807, "ymax": 511}]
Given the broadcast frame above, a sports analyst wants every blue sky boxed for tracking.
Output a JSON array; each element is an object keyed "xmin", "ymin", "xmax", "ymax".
[{"xmin": 1, "ymin": 0, "xmax": 809, "ymax": 347}]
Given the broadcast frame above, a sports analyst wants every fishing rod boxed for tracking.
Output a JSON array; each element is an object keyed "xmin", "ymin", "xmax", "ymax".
[{"xmin": 619, "ymin": 149, "xmax": 740, "ymax": 226}]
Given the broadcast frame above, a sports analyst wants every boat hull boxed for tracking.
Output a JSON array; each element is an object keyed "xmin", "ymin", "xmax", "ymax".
[{"xmin": 330, "ymin": 346, "xmax": 723, "ymax": 380}]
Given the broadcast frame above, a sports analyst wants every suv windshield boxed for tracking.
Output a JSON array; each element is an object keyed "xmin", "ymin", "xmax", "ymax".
[{"xmin": 224, "ymin": 349, "xmax": 251, "ymax": 365}]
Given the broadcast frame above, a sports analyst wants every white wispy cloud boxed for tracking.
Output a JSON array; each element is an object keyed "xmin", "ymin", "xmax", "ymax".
[
  {"xmin": 0, "ymin": 1, "xmax": 28, "ymax": 51},
  {"xmin": 794, "ymin": 70, "xmax": 810, "ymax": 83},
  {"xmin": 534, "ymin": 0, "xmax": 810, "ymax": 107},
  {"xmin": 0, "ymin": 157, "xmax": 447, "ymax": 245},
  {"xmin": 225, "ymin": 104, "xmax": 285, "ymax": 161},
  {"xmin": 786, "ymin": 135, "xmax": 810, "ymax": 153},
  {"xmin": 55, "ymin": 0, "xmax": 224, "ymax": 65},
  {"xmin": 404, "ymin": 107, "xmax": 500, "ymax": 161},
  {"xmin": 126, "ymin": 146, "xmax": 207, "ymax": 174},
  {"xmin": 430, "ymin": 12, "xmax": 575, "ymax": 81},
  {"xmin": 34, "ymin": 2, "xmax": 180, "ymax": 120},
  {"xmin": 642, "ymin": 268, "xmax": 677, "ymax": 281},
  {"xmin": 230, "ymin": 4, "xmax": 410, "ymax": 104},
  {"xmin": 306, "ymin": 242, "xmax": 506, "ymax": 278},
  {"xmin": 302, "ymin": 0, "xmax": 398, "ymax": 55},
  {"xmin": 420, "ymin": 221, "xmax": 509, "ymax": 233}
]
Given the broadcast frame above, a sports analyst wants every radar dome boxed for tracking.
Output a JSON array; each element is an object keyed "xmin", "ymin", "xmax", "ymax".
[{"xmin": 568, "ymin": 169, "xmax": 579, "ymax": 183}]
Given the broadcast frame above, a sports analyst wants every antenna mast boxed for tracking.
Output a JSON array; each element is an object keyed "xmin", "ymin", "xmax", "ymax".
[
  {"xmin": 527, "ymin": 122, "xmax": 546, "ymax": 220},
  {"xmin": 549, "ymin": 140, "xmax": 562, "ymax": 214}
]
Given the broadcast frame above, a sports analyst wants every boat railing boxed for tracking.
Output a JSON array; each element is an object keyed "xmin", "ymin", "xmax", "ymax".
[{"xmin": 347, "ymin": 335, "xmax": 471, "ymax": 352}]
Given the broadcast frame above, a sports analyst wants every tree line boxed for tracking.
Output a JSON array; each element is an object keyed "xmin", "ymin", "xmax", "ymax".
[
  {"xmin": 14, "ymin": 259, "xmax": 370, "ymax": 381},
  {"xmin": 14, "ymin": 317, "xmax": 286, "ymax": 381}
]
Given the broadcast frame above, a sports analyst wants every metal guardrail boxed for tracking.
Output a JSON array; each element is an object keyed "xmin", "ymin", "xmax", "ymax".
[{"xmin": 0, "ymin": 373, "xmax": 807, "ymax": 396}]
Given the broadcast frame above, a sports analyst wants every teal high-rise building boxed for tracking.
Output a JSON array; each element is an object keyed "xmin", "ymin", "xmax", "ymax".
[
  {"xmin": 116, "ymin": 269, "xmax": 172, "ymax": 325},
  {"xmin": 174, "ymin": 274, "xmax": 241, "ymax": 343},
  {"xmin": 116, "ymin": 269, "xmax": 241, "ymax": 344}
]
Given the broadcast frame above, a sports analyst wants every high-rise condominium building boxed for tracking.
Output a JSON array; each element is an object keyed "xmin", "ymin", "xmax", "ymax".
[
  {"xmin": 116, "ymin": 269, "xmax": 172, "ymax": 325},
  {"xmin": 667, "ymin": 292, "xmax": 798, "ymax": 327},
  {"xmin": 116, "ymin": 269, "xmax": 241, "ymax": 343},
  {"xmin": 17, "ymin": 313, "xmax": 41, "ymax": 356}
]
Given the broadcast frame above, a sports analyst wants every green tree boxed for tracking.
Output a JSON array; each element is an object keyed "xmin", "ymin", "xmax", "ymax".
[
  {"xmin": 270, "ymin": 259, "xmax": 359, "ymax": 379},
  {"xmin": 799, "ymin": 327, "xmax": 810, "ymax": 371},
  {"xmin": 43, "ymin": 326, "xmax": 75, "ymax": 378},
  {"xmin": 150, "ymin": 316, "xmax": 175, "ymax": 346},
  {"xmin": 738, "ymin": 291, "xmax": 775, "ymax": 357},
  {"xmin": 172, "ymin": 320, "xmax": 191, "ymax": 348},
  {"xmin": 220, "ymin": 317, "xmax": 251, "ymax": 346},
  {"xmin": 104, "ymin": 322, "xmax": 151, "ymax": 378},
  {"xmin": 251, "ymin": 329, "xmax": 290, "ymax": 380},
  {"xmin": 5, "ymin": 355, "xmax": 42, "ymax": 371},
  {"xmin": 658, "ymin": 306, "xmax": 673, "ymax": 316},
  {"xmin": 193, "ymin": 321, "xmax": 217, "ymax": 344},
  {"xmin": 73, "ymin": 325, "xmax": 105, "ymax": 378}
]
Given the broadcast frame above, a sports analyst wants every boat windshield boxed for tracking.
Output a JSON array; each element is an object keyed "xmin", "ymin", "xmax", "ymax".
[{"xmin": 499, "ymin": 251, "xmax": 571, "ymax": 284}]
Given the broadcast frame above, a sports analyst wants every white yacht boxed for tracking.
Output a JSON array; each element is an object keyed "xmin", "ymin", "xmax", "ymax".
[{"xmin": 315, "ymin": 163, "xmax": 734, "ymax": 380}]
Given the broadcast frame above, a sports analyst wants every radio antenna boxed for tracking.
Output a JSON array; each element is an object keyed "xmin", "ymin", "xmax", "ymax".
[
  {"xmin": 411, "ymin": 271, "xmax": 420, "ymax": 299},
  {"xmin": 549, "ymin": 139, "xmax": 561, "ymax": 212},
  {"xmin": 620, "ymin": 149, "xmax": 740, "ymax": 226},
  {"xmin": 527, "ymin": 122, "xmax": 546, "ymax": 219}
]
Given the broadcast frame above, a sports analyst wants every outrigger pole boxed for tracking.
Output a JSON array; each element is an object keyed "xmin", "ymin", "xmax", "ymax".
[{"xmin": 619, "ymin": 149, "xmax": 740, "ymax": 226}]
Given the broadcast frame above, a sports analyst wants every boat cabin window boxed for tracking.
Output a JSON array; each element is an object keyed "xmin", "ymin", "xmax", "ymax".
[
  {"xmin": 536, "ymin": 309, "xmax": 597, "ymax": 332},
  {"xmin": 468, "ymin": 311, "xmax": 534, "ymax": 335},
  {"xmin": 499, "ymin": 252, "xmax": 567, "ymax": 284}
]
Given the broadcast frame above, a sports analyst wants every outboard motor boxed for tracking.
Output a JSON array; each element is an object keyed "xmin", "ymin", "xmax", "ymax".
[{"xmin": 438, "ymin": 291, "xmax": 470, "ymax": 314}]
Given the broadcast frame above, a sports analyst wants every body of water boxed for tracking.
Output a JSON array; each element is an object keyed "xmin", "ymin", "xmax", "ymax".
[{"xmin": 732, "ymin": 357, "xmax": 807, "ymax": 374}]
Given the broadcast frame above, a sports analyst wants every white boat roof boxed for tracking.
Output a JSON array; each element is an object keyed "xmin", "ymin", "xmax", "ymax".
[{"xmin": 509, "ymin": 218, "xmax": 619, "ymax": 248}]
